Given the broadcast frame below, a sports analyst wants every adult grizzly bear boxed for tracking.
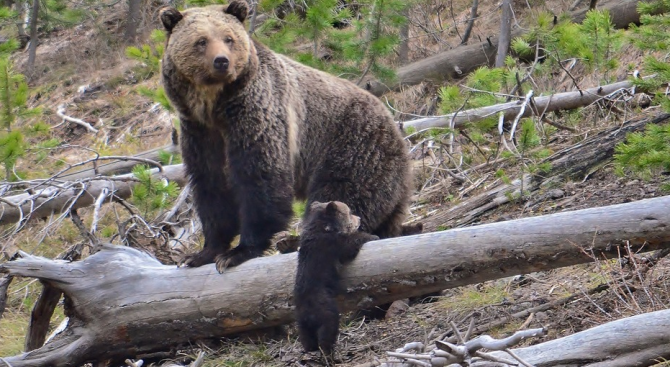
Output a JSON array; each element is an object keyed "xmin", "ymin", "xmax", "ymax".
[
  {"xmin": 160, "ymin": 1, "xmax": 411, "ymax": 272},
  {"xmin": 294, "ymin": 201, "xmax": 378, "ymax": 355}
]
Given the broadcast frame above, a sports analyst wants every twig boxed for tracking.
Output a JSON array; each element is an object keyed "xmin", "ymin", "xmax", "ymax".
[
  {"xmin": 509, "ymin": 90, "xmax": 534, "ymax": 139},
  {"xmin": 0, "ymin": 275, "xmax": 13, "ymax": 319},
  {"xmin": 90, "ymin": 187, "xmax": 109, "ymax": 235},
  {"xmin": 70, "ymin": 208, "xmax": 99, "ymax": 248},
  {"xmin": 56, "ymin": 104, "xmax": 99, "ymax": 133}
]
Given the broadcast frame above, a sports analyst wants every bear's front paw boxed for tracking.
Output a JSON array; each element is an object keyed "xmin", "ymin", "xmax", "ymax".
[
  {"xmin": 179, "ymin": 247, "xmax": 220, "ymax": 268},
  {"xmin": 214, "ymin": 246, "xmax": 264, "ymax": 273}
]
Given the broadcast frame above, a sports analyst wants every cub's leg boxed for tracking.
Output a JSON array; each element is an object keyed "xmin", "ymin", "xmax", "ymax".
[{"xmin": 180, "ymin": 121, "xmax": 240, "ymax": 267}]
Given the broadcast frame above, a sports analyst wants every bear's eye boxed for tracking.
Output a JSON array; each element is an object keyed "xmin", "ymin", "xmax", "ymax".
[
  {"xmin": 224, "ymin": 36, "xmax": 234, "ymax": 45},
  {"xmin": 195, "ymin": 38, "xmax": 208, "ymax": 48}
]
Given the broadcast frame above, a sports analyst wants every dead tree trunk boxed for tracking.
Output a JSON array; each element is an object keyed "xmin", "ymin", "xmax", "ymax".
[
  {"xmin": 57, "ymin": 143, "xmax": 179, "ymax": 181},
  {"xmin": 363, "ymin": 0, "xmax": 654, "ymax": 96},
  {"xmin": 403, "ymin": 79, "xmax": 638, "ymax": 131},
  {"xmin": 1, "ymin": 196, "xmax": 670, "ymax": 366},
  {"xmin": 0, "ymin": 164, "xmax": 187, "ymax": 226},
  {"xmin": 424, "ymin": 113, "xmax": 670, "ymax": 230},
  {"xmin": 25, "ymin": 0, "xmax": 38, "ymax": 76},
  {"xmin": 124, "ymin": 0, "xmax": 142, "ymax": 42},
  {"xmin": 481, "ymin": 309, "xmax": 670, "ymax": 366},
  {"xmin": 495, "ymin": 0, "xmax": 512, "ymax": 68}
]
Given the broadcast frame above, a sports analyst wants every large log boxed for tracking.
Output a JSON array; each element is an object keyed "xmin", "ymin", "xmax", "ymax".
[
  {"xmin": 57, "ymin": 143, "xmax": 179, "ymax": 181},
  {"xmin": 363, "ymin": 0, "xmax": 651, "ymax": 97},
  {"xmin": 404, "ymin": 79, "xmax": 637, "ymax": 131},
  {"xmin": 0, "ymin": 164, "xmax": 187, "ymax": 226},
  {"xmin": 482, "ymin": 309, "xmax": 670, "ymax": 366},
  {"xmin": 1, "ymin": 195, "xmax": 670, "ymax": 366}
]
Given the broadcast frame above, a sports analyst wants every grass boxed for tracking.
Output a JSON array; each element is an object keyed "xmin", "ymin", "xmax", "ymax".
[{"xmin": 439, "ymin": 282, "xmax": 510, "ymax": 312}]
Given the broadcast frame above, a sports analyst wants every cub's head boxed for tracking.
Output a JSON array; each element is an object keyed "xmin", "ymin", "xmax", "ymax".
[
  {"xmin": 160, "ymin": 0, "xmax": 253, "ymax": 85},
  {"xmin": 303, "ymin": 201, "xmax": 361, "ymax": 235}
]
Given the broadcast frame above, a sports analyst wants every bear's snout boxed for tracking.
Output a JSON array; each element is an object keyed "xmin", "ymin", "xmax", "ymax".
[{"xmin": 213, "ymin": 55, "xmax": 230, "ymax": 72}]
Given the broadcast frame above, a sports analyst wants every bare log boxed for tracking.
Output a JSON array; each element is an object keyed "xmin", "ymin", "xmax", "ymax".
[
  {"xmin": 404, "ymin": 78, "xmax": 636, "ymax": 132},
  {"xmin": 479, "ymin": 309, "xmax": 670, "ymax": 366},
  {"xmin": 1, "ymin": 196, "xmax": 670, "ymax": 366},
  {"xmin": 363, "ymin": 0, "xmax": 652, "ymax": 96},
  {"xmin": 57, "ymin": 143, "xmax": 179, "ymax": 181},
  {"xmin": 0, "ymin": 164, "xmax": 187, "ymax": 226}
]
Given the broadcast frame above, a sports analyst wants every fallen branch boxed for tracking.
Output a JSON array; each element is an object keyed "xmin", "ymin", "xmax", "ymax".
[
  {"xmin": 1, "ymin": 195, "xmax": 670, "ymax": 366},
  {"xmin": 424, "ymin": 113, "xmax": 670, "ymax": 230},
  {"xmin": 0, "ymin": 164, "xmax": 187, "ymax": 226},
  {"xmin": 405, "ymin": 79, "xmax": 637, "ymax": 132},
  {"xmin": 57, "ymin": 144, "xmax": 179, "ymax": 181},
  {"xmin": 56, "ymin": 104, "xmax": 98, "ymax": 133}
]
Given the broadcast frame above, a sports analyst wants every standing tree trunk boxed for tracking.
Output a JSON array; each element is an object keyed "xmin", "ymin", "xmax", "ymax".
[
  {"xmin": 495, "ymin": 0, "xmax": 512, "ymax": 67},
  {"xmin": 124, "ymin": 0, "xmax": 141, "ymax": 42},
  {"xmin": 26, "ymin": 0, "xmax": 38, "ymax": 76},
  {"xmin": 398, "ymin": 8, "xmax": 409, "ymax": 64},
  {"xmin": 461, "ymin": 0, "xmax": 478, "ymax": 45}
]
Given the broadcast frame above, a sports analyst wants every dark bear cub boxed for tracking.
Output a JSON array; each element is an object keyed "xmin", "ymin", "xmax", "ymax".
[{"xmin": 294, "ymin": 201, "xmax": 378, "ymax": 355}]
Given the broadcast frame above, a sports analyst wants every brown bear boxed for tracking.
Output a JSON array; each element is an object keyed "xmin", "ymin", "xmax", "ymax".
[
  {"xmin": 159, "ymin": 1, "xmax": 412, "ymax": 272},
  {"xmin": 294, "ymin": 201, "xmax": 378, "ymax": 355}
]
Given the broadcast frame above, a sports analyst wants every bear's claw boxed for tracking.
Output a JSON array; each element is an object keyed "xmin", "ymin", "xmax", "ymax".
[{"xmin": 214, "ymin": 246, "xmax": 264, "ymax": 273}]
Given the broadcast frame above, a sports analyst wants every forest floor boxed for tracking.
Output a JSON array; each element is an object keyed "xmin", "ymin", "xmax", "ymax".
[{"xmin": 1, "ymin": 0, "xmax": 670, "ymax": 366}]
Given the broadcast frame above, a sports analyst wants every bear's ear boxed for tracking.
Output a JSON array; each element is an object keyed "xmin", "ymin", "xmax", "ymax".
[
  {"xmin": 160, "ymin": 7, "xmax": 183, "ymax": 32},
  {"xmin": 325, "ymin": 201, "xmax": 339, "ymax": 215},
  {"xmin": 225, "ymin": 0, "xmax": 249, "ymax": 23}
]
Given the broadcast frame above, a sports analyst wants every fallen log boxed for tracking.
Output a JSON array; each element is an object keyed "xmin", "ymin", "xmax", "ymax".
[
  {"xmin": 423, "ymin": 113, "xmax": 670, "ymax": 231},
  {"xmin": 57, "ymin": 143, "xmax": 179, "ymax": 181},
  {"xmin": 0, "ymin": 164, "xmax": 187, "ymax": 226},
  {"xmin": 363, "ymin": 0, "xmax": 652, "ymax": 97},
  {"xmin": 1, "ymin": 195, "xmax": 670, "ymax": 366},
  {"xmin": 404, "ymin": 79, "xmax": 638, "ymax": 132},
  {"xmin": 481, "ymin": 309, "xmax": 670, "ymax": 366}
]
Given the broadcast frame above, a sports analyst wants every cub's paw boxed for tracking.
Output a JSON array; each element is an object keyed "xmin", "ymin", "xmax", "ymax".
[
  {"xmin": 214, "ymin": 246, "xmax": 264, "ymax": 273},
  {"xmin": 179, "ymin": 247, "xmax": 220, "ymax": 268}
]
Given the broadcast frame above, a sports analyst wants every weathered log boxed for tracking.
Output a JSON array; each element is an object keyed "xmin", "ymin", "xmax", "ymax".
[
  {"xmin": 404, "ymin": 79, "xmax": 637, "ymax": 132},
  {"xmin": 1, "ymin": 195, "xmax": 670, "ymax": 366},
  {"xmin": 423, "ymin": 113, "xmax": 670, "ymax": 231},
  {"xmin": 57, "ymin": 143, "xmax": 179, "ymax": 181},
  {"xmin": 480, "ymin": 309, "xmax": 670, "ymax": 366},
  {"xmin": 0, "ymin": 164, "xmax": 187, "ymax": 226},
  {"xmin": 363, "ymin": 0, "xmax": 652, "ymax": 97}
]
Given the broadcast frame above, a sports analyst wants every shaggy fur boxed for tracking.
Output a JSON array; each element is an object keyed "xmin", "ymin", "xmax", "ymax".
[
  {"xmin": 294, "ymin": 201, "xmax": 378, "ymax": 355},
  {"xmin": 160, "ymin": 1, "xmax": 411, "ymax": 272}
]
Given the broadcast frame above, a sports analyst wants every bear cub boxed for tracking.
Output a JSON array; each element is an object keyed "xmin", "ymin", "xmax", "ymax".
[{"xmin": 294, "ymin": 201, "xmax": 378, "ymax": 356}]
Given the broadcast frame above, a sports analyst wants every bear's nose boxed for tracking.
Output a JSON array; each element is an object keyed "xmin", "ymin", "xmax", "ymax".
[{"xmin": 213, "ymin": 56, "xmax": 229, "ymax": 72}]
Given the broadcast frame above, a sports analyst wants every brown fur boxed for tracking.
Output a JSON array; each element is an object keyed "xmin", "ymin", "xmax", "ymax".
[
  {"xmin": 160, "ymin": 1, "xmax": 412, "ymax": 272},
  {"xmin": 294, "ymin": 201, "xmax": 378, "ymax": 355}
]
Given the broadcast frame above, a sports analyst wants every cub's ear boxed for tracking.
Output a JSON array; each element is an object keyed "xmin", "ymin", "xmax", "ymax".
[
  {"xmin": 225, "ymin": 0, "xmax": 249, "ymax": 23},
  {"xmin": 325, "ymin": 201, "xmax": 339, "ymax": 215},
  {"xmin": 160, "ymin": 7, "xmax": 183, "ymax": 32}
]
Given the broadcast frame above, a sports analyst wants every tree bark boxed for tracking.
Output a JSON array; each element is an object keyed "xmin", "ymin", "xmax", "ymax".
[
  {"xmin": 0, "ymin": 164, "xmax": 187, "ymax": 226},
  {"xmin": 1, "ymin": 196, "xmax": 670, "ymax": 366},
  {"xmin": 460, "ymin": 0, "xmax": 478, "ymax": 45},
  {"xmin": 495, "ymin": 0, "xmax": 512, "ymax": 67},
  {"xmin": 362, "ymin": 0, "xmax": 655, "ymax": 96},
  {"xmin": 25, "ymin": 0, "xmax": 38, "ymax": 76},
  {"xmin": 403, "ymin": 79, "xmax": 637, "ymax": 131},
  {"xmin": 124, "ymin": 0, "xmax": 141, "ymax": 42},
  {"xmin": 397, "ymin": 8, "xmax": 409, "ymax": 64}
]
